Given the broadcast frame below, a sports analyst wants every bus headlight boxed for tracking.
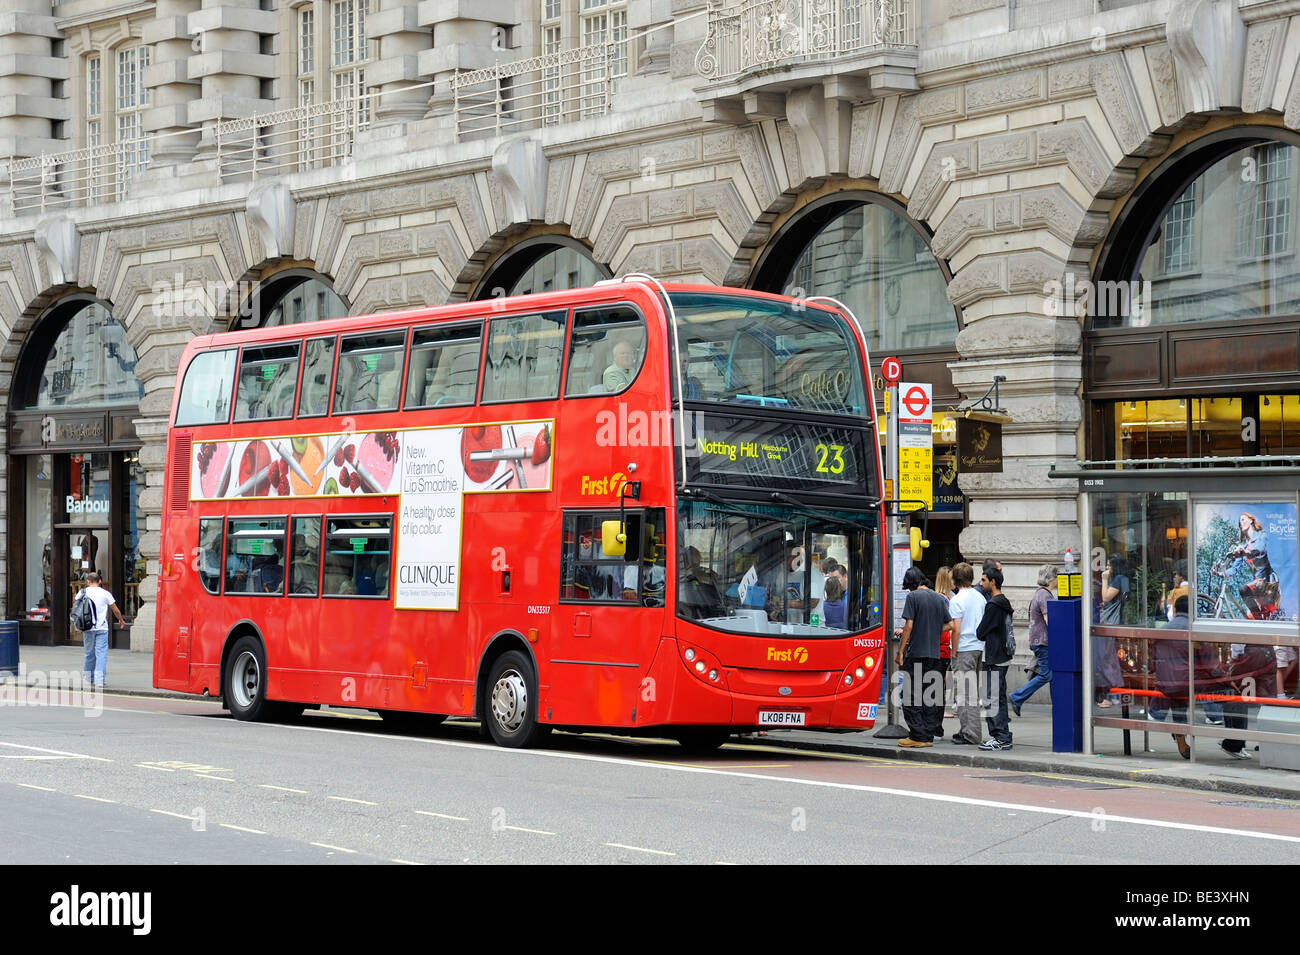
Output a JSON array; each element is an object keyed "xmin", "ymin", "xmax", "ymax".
[
  {"xmin": 844, "ymin": 674, "xmax": 853, "ymax": 685},
  {"xmin": 855, "ymin": 667, "xmax": 866, "ymax": 679},
  {"xmin": 695, "ymin": 661, "xmax": 706, "ymax": 673},
  {"xmin": 684, "ymin": 648, "xmax": 696, "ymax": 662},
  {"xmin": 708, "ymin": 670, "xmax": 718, "ymax": 681}
]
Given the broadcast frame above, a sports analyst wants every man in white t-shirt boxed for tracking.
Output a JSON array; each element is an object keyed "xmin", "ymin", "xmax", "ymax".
[
  {"xmin": 947, "ymin": 562, "xmax": 987, "ymax": 746},
  {"xmin": 783, "ymin": 546, "xmax": 826, "ymax": 626},
  {"xmin": 81, "ymin": 572, "xmax": 126, "ymax": 688}
]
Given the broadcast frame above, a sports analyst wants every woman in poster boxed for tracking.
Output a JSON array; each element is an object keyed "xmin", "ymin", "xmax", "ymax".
[
  {"xmin": 1227, "ymin": 512, "xmax": 1280, "ymax": 620},
  {"xmin": 1095, "ymin": 554, "xmax": 1129, "ymax": 707}
]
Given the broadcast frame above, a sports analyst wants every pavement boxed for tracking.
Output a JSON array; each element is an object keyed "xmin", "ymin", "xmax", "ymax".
[{"xmin": 8, "ymin": 644, "xmax": 1300, "ymax": 802}]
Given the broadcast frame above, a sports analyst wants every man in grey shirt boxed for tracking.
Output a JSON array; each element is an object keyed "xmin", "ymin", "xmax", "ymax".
[{"xmin": 894, "ymin": 566, "xmax": 952, "ymax": 748}]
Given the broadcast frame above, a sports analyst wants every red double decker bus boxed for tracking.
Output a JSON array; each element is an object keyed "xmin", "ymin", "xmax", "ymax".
[{"xmin": 154, "ymin": 277, "xmax": 887, "ymax": 748}]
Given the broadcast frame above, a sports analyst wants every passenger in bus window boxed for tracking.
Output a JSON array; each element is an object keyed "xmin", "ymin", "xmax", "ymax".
[
  {"xmin": 252, "ymin": 541, "xmax": 284, "ymax": 594},
  {"xmin": 603, "ymin": 340, "xmax": 637, "ymax": 392},
  {"xmin": 680, "ymin": 545, "xmax": 726, "ymax": 618}
]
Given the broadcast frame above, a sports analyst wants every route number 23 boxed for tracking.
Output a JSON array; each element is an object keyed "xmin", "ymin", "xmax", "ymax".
[{"xmin": 814, "ymin": 443, "xmax": 846, "ymax": 475}]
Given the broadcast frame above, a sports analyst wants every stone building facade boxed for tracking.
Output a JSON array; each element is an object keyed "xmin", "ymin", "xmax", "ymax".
[{"xmin": 0, "ymin": 0, "xmax": 1296, "ymax": 652}]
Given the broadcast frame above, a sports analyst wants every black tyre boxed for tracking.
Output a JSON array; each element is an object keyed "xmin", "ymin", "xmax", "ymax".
[
  {"xmin": 379, "ymin": 710, "xmax": 448, "ymax": 732},
  {"xmin": 224, "ymin": 636, "xmax": 271, "ymax": 721},
  {"xmin": 1195, "ymin": 593, "xmax": 1216, "ymax": 618},
  {"xmin": 484, "ymin": 650, "xmax": 549, "ymax": 748},
  {"xmin": 673, "ymin": 728, "xmax": 731, "ymax": 753}
]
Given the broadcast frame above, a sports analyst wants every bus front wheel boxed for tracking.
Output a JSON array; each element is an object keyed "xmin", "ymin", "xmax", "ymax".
[
  {"xmin": 225, "ymin": 636, "xmax": 271, "ymax": 722},
  {"xmin": 485, "ymin": 651, "xmax": 549, "ymax": 748}
]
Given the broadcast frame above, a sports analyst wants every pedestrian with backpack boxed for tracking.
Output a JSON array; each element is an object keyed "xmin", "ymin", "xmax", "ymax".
[{"xmin": 77, "ymin": 572, "xmax": 126, "ymax": 688}]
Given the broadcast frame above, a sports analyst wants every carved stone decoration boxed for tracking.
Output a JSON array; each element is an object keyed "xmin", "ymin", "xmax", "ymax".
[
  {"xmin": 490, "ymin": 135, "xmax": 550, "ymax": 227},
  {"xmin": 34, "ymin": 214, "xmax": 79, "ymax": 287},
  {"xmin": 1166, "ymin": 0, "xmax": 1245, "ymax": 114},
  {"xmin": 245, "ymin": 181, "xmax": 296, "ymax": 261},
  {"xmin": 785, "ymin": 86, "xmax": 851, "ymax": 183}
]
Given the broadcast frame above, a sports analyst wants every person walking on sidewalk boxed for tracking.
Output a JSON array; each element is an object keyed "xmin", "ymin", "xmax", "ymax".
[
  {"xmin": 894, "ymin": 567, "xmax": 952, "ymax": 748},
  {"xmin": 934, "ymin": 566, "xmax": 956, "ymax": 719},
  {"xmin": 1009, "ymin": 564, "xmax": 1056, "ymax": 716},
  {"xmin": 977, "ymin": 567, "xmax": 1015, "ymax": 751},
  {"xmin": 948, "ymin": 562, "xmax": 986, "ymax": 746},
  {"xmin": 80, "ymin": 571, "xmax": 126, "ymax": 688}
]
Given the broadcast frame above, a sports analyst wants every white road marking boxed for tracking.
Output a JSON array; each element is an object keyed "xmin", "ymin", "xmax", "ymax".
[
  {"xmin": 246, "ymin": 719, "xmax": 1300, "ymax": 845},
  {"xmin": 328, "ymin": 795, "xmax": 378, "ymax": 805},
  {"xmin": 136, "ymin": 764, "xmax": 176, "ymax": 772},
  {"xmin": 75, "ymin": 794, "xmax": 116, "ymax": 803},
  {"xmin": 0, "ymin": 741, "xmax": 111, "ymax": 762},
  {"xmin": 604, "ymin": 842, "xmax": 675, "ymax": 856},
  {"xmin": 150, "ymin": 809, "xmax": 194, "ymax": 820},
  {"xmin": 391, "ymin": 858, "xmax": 423, "ymax": 865},
  {"xmin": 414, "ymin": 810, "xmax": 468, "ymax": 821},
  {"xmin": 193, "ymin": 774, "xmax": 235, "ymax": 782},
  {"xmin": 502, "ymin": 825, "xmax": 556, "ymax": 836},
  {"xmin": 18, "ymin": 783, "xmax": 56, "ymax": 792},
  {"xmin": 0, "ymin": 754, "xmax": 73, "ymax": 760},
  {"xmin": 219, "ymin": 824, "xmax": 266, "ymax": 834},
  {"xmin": 311, "ymin": 842, "xmax": 358, "ymax": 854},
  {"xmin": 259, "ymin": 784, "xmax": 308, "ymax": 793}
]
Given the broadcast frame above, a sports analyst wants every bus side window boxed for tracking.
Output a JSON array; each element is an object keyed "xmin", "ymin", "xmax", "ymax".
[
  {"xmin": 225, "ymin": 519, "xmax": 287, "ymax": 595},
  {"xmin": 404, "ymin": 323, "xmax": 482, "ymax": 409},
  {"xmin": 298, "ymin": 337, "xmax": 336, "ymax": 417},
  {"xmin": 290, "ymin": 516, "xmax": 322, "ymax": 596},
  {"xmin": 564, "ymin": 306, "xmax": 646, "ymax": 397},
  {"xmin": 197, "ymin": 518, "xmax": 222, "ymax": 595},
  {"xmin": 235, "ymin": 344, "xmax": 301, "ymax": 421},
  {"xmin": 334, "ymin": 333, "xmax": 404, "ymax": 414},
  {"xmin": 482, "ymin": 311, "xmax": 566, "ymax": 403},
  {"xmin": 324, "ymin": 517, "xmax": 391, "ymax": 598},
  {"xmin": 560, "ymin": 512, "xmax": 638, "ymax": 604}
]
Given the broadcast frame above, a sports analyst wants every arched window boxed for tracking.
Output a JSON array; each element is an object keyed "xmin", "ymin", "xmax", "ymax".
[
  {"xmin": 475, "ymin": 237, "xmax": 609, "ymax": 299},
  {"xmin": 753, "ymin": 194, "xmax": 958, "ymax": 354},
  {"xmin": 237, "ymin": 271, "xmax": 350, "ymax": 330},
  {"xmin": 1095, "ymin": 134, "xmax": 1300, "ymax": 329},
  {"xmin": 13, "ymin": 299, "xmax": 142, "ymax": 410},
  {"xmin": 1087, "ymin": 129, "xmax": 1300, "ymax": 463}
]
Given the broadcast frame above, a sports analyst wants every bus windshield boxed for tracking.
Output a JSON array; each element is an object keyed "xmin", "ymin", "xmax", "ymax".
[
  {"xmin": 670, "ymin": 291, "xmax": 868, "ymax": 416},
  {"xmin": 677, "ymin": 499, "xmax": 881, "ymax": 637}
]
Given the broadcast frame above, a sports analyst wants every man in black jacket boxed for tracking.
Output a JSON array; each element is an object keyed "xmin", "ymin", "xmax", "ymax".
[{"xmin": 977, "ymin": 567, "xmax": 1014, "ymax": 751}]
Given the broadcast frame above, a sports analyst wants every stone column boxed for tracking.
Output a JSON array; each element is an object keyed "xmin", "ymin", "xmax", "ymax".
[
  {"xmin": 369, "ymin": 0, "xmax": 433, "ymax": 125},
  {"xmin": 141, "ymin": 0, "xmax": 203, "ymax": 168},
  {"xmin": 629, "ymin": 0, "xmax": 672, "ymax": 75},
  {"xmin": 417, "ymin": 0, "xmax": 518, "ymax": 123},
  {"xmin": 0, "ymin": 1, "xmax": 65, "ymax": 159},
  {"xmin": 187, "ymin": 0, "xmax": 277, "ymax": 161}
]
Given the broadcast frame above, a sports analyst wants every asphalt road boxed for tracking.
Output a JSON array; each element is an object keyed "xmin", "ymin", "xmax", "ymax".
[{"xmin": 3, "ymin": 692, "xmax": 1299, "ymax": 865}]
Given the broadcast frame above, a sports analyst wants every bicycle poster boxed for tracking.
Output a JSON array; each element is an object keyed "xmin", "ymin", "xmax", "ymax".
[{"xmin": 1193, "ymin": 501, "xmax": 1299, "ymax": 623}]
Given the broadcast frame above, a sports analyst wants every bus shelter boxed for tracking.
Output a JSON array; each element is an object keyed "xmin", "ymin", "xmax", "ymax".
[{"xmin": 1054, "ymin": 460, "xmax": 1300, "ymax": 768}]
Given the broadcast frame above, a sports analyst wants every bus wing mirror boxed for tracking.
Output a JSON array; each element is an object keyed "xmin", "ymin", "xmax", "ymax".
[
  {"xmin": 909, "ymin": 525, "xmax": 929, "ymax": 562},
  {"xmin": 602, "ymin": 520, "xmax": 627, "ymax": 557}
]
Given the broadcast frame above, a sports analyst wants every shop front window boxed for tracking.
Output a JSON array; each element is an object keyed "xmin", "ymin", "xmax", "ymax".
[
  {"xmin": 1094, "ymin": 394, "xmax": 1300, "ymax": 462},
  {"xmin": 24, "ymin": 455, "xmax": 52, "ymax": 618}
]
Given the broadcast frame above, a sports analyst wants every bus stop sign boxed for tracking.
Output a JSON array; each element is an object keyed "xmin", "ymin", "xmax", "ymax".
[{"xmin": 881, "ymin": 356, "xmax": 902, "ymax": 385}]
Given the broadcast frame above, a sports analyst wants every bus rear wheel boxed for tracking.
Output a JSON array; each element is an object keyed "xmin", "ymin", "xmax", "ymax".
[
  {"xmin": 225, "ymin": 636, "xmax": 271, "ymax": 722},
  {"xmin": 485, "ymin": 651, "xmax": 549, "ymax": 748}
]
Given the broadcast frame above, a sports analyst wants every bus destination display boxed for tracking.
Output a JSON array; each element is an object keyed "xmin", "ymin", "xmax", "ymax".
[{"xmin": 691, "ymin": 416, "xmax": 867, "ymax": 490}]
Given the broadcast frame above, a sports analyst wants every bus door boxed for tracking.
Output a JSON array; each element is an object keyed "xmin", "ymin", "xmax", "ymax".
[{"xmin": 551, "ymin": 508, "xmax": 666, "ymax": 725}]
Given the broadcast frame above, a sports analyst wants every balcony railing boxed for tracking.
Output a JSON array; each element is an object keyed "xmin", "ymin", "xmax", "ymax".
[
  {"xmin": 450, "ymin": 41, "xmax": 633, "ymax": 141},
  {"xmin": 695, "ymin": 0, "xmax": 915, "ymax": 82},
  {"xmin": 5, "ymin": 91, "xmax": 378, "ymax": 215}
]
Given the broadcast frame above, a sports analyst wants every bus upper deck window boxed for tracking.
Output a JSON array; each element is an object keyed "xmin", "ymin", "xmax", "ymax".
[
  {"xmin": 334, "ymin": 333, "xmax": 404, "ymax": 414},
  {"xmin": 481, "ymin": 311, "xmax": 566, "ymax": 403},
  {"xmin": 298, "ymin": 337, "xmax": 336, "ymax": 417},
  {"xmin": 175, "ymin": 350, "xmax": 236, "ymax": 426},
  {"xmin": 235, "ymin": 344, "xmax": 301, "ymax": 421},
  {"xmin": 404, "ymin": 323, "xmax": 482, "ymax": 409},
  {"xmin": 565, "ymin": 306, "xmax": 646, "ymax": 397}
]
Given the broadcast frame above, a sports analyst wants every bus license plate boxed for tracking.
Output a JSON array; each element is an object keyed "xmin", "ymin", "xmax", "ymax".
[{"xmin": 758, "ymin": 711, "xmax": 805, "ymax": 726}]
